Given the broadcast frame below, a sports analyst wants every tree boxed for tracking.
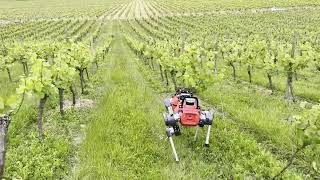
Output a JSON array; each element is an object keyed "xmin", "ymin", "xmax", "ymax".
[
  {"xmin": 51, "ymin": 48, "xmax": 77, "ymax": 116},
  {"xmin": 0, "ymin": 43, "xmax": 14, "ymax": 82},
  {"xmin": 221, "ymin": 40, "xmax": 241, "ymax": 81},
  {"xmin": 262, "ymin": 39, "xmax": 279, "ymax": 91},
  {"xmin": 17, "ymin": 55, "xmax": 56, "ymax": 141},
  {"xmin": 279, "ymin": 34, "xmax": 312, "ymax": 102},
  {"xmin": 240, "ymin": 38, "xmax": 256, "ymax": 84},
  {"xmin": 68, "ymin": 42, "xmax": 93, "ymax": 94},
  {"xmin": 8, "ymin": 42, "xmax": 31, "ymax": 75}
]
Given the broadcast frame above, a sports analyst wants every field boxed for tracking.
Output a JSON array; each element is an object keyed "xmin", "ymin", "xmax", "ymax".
[{"xmin": 0, "ymin": 0, "xmax": 320, "ymax": 179}]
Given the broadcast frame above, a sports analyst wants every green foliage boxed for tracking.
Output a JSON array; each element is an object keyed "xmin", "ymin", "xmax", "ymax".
[
  {"xmin": 17, "ymin": 57, "xmax": 55, "ymax": 99},
  {"xmin": 278, "ymin": 42, "xmax": 310, "ymax": 71},
  {"xmin": 296, "ymin": 103, "xmax": 320, "ymax": 147},
  {"xmin": 1, "ymin": 0, "xmax": 320, "ymax": 179},
  {"xmin": 93, "ymin": 35, "xmax": 113, "ymax": 66},
  {"xmin": 69, "ymin": 42, "xmax": 93, "ymax": 71},
  {"xmin": 0, "ymin": 44, "xmax": 14, "ymax": 73},
  {"xmin": 121, "ymin": 32, "xmax": 302, "ymax": 179},
  {"xmin": 5, "ymin": 40, "xmax": 94, "ymax": 99},
  {"xmin": 6, "ymin": 131, "xmax": 71, "ymax": 179},
  {"xmin": 292, "ymin": 103, "xmax": 320, "ymax": 176},
  {"xmin": 126, "ymin": 35, "xmax": 223, "ymax": 91},
  {"xmin": 0, "ymin": 95, "xmax": 19, "ymax": 116},
  {"xmin": 52, "ymin": 49, "xmax": 77, "ymax": 89},
  {"xmin": 8, "ymin": 42, "xmax": 29, "ymax": 64},
  {"xmin": 0, "ymin": 39, "xmax": 98, "ymax": 178}
]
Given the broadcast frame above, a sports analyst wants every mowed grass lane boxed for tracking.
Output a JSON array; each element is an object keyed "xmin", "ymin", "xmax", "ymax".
[{"xmin": 74, "ymin": 23, "xmax": 171, "ymax": 179}]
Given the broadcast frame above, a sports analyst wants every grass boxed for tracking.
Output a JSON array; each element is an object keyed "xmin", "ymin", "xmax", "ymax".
[
  {"xmin": 235, "ymin": 65, "xmax": 320, "ymax": 102},
  {"xmin": 1, "ymin": 0, "xmax": 319, "ymax": 178},
  {"xmin": 199, "ymin": 80, "xmax": 320, "ymax": 175},
  {"xmin": 72, "ymin": 23, "xmax": 302, "ymax": 179},
  {"xmin": 5, "ymin": 108, "xmax": 92, "ymax": 179},
  {"xmin": 200, "ymin": 81, "xmax": 297, "ymax": 152},
  {"xmin": 73, "ymin": 22, "xmax": 172, "ymax": 179}
]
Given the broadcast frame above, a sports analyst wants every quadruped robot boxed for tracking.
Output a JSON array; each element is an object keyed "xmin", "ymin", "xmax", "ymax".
[{"xmin": 163, "ymin": 88, "xmax": 214, "ymax": 161}]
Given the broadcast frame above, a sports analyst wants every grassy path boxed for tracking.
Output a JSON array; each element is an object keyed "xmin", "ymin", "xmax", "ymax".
[
  {"xmin": 73, "ymin": 22, "xmax": 300, "ymax": 179},
  {"xmin": 73, "ymin": 22, "xmax": 171, "ymax": 179}
]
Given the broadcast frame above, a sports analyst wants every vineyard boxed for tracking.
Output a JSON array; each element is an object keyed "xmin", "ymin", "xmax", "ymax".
[{"xmin": 0, "ymin": 0, "xmax": 320, "ymax": 179}]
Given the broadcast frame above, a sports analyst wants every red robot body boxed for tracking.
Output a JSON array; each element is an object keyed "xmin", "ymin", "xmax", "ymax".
[{"xmin": 163, "ymin": 89, "xmax": 214, "ymax": 161}]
